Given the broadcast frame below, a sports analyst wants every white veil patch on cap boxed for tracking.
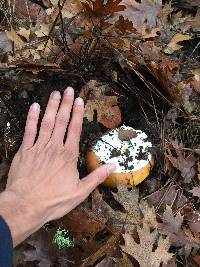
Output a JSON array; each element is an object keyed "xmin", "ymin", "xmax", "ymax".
[{"xmin": 93, "ymin": 125, "xmax": 152, "ymax": 173}]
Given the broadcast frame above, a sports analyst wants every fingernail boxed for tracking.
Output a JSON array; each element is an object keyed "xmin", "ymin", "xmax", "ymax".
[
  {"xmin": 30, "ymin": 102, "xmax": 39, "ymax": 112},
  {"xmin": 107, "ymin": 163, "xmax": 116, "ymax": 173},
  {"xmin": 76, "ymin": 97, "xmax": 84, "ymax": 106},
  {"xmin": 65, "ymin": 87, "xmax": 74, "ymax": 96},
  {"xmin": 51, "ymin": 91, "xmax": 61, "ymax": 100}
]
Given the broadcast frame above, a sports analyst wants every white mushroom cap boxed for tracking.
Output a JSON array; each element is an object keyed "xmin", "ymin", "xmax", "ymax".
[{"xmin": 92, "ymin": 125, "xmax": 152, "ymax": 173}]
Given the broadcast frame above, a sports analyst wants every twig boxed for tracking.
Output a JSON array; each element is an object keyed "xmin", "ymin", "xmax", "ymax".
[
  {"xmin": 58, "ymin": 0, "xmax": 81, "ymax": 61},
  {"xmin": 189, "ymin": 40, "xmax": 200, "ymax": 58}
]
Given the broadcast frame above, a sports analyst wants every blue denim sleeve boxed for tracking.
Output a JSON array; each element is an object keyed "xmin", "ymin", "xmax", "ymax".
[{"xmin": 0, "ymin": 216, "xmax": 13, "ymax": 267}]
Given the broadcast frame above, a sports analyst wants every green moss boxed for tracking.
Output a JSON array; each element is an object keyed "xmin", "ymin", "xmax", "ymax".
[{"xmin": 53, "ymin": 227, "xmax": 74, "ymax": 249}]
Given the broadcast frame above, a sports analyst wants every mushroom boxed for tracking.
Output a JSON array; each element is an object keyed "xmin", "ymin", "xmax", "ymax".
[{"xmin": 86, "ymin": 125, "xmax": 154, "ymax": 187}]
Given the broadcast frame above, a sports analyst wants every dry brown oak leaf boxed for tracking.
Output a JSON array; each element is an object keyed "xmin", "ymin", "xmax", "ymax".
[
  {"xmin": 166, "ymin": 139, "xmax": 197, "ymax": 183},
  {"xmin": 119, "ymin": 0, "xmax": 162, "ymax": 29},
  {"xmin": 82, "ymin": 0, "xmax": 126, "ymax": 18},
  {"xmin": 121, "ymin": 223, "xmax": 173, "ymax": 267},
  {"xmin": 114, "ymin": 15, "xmax": 134, "ymax": 34},
  {"xmin": 80, "ymin": 80, "xmax": 121, "ymax": 129}
]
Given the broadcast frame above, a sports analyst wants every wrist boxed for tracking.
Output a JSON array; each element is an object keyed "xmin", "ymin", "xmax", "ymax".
[{"xmin": 0, "ymin": 190, "xmax": 46, "ymax": 247}]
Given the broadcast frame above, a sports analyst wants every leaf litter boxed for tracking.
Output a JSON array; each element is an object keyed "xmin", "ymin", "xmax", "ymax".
[{"xmin": 0, "ymin": 0, "xmax": 200, "ymax": 266}]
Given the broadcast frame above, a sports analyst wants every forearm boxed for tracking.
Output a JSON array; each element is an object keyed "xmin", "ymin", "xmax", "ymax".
[{"xmin": 0, "ymin": 190, "xmax": 46, "ymax": 247}]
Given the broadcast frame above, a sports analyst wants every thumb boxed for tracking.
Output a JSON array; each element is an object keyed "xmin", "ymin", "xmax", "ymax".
[{"xmin": 81, "ymin": 163, "xmax": 116, "ymax": 194}]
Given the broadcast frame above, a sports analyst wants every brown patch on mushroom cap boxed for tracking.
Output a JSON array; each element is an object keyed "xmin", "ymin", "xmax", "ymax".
[{"xmin": 118, "ymin": 129, "xmax": 138, "ymax": 141}]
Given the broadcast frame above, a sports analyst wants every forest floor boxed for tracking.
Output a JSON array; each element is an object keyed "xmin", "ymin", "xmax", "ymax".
[{"xmin": 0, "ymin": 0, "xmax": 200, "ymax": 266}]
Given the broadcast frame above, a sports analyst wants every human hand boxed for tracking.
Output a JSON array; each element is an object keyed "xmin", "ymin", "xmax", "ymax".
[{"xmin": 0, "ymin": 87, "xmax": 116, "ymax": 247}]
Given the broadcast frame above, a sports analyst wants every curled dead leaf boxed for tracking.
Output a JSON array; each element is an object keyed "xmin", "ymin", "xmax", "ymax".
[{"xmin": 164, "ymin": 33, "xmax": 192, "ymax": 54}]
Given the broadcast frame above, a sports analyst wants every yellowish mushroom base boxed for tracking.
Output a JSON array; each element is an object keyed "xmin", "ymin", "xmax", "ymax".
[{"xmin": 86, "ymin": 151, "xmax": 154, "ymax": 188}]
